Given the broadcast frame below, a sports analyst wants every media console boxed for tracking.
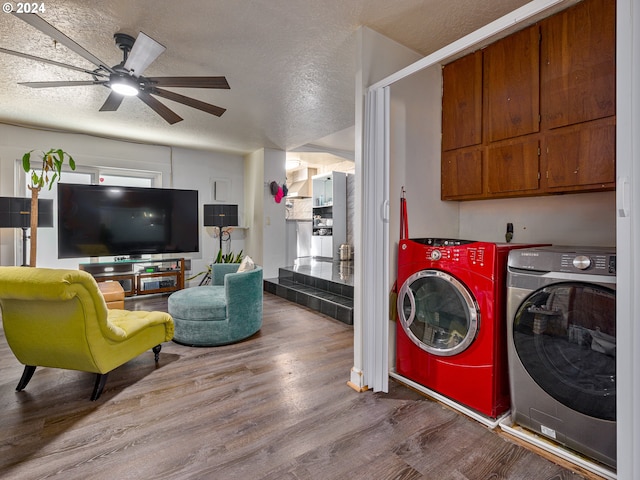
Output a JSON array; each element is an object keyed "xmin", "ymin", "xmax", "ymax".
[{"xmin": 79, "ymin": 258, "xmax": 185, "ymax": 297}]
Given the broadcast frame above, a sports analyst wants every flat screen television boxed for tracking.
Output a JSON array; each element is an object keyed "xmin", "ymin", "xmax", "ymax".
[{"xmin": 57, "ymin": 183, "xmax": 199, "ymax": 259}]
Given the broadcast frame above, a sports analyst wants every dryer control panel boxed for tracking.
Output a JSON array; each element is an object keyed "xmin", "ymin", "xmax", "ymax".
[{"xmin": 400, "ymin": 238, "xmax": 496, "ymax": 276}]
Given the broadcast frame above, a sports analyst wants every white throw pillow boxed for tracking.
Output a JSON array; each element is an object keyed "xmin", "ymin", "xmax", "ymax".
[{"xmin": 236, "ymin": 255, "xmax": 255, "ymax": 272}]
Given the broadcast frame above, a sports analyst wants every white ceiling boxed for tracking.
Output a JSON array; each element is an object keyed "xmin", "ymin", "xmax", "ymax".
[{"xmin": 0, "ymin": 0, "xmax": 529, "ymax": 156}]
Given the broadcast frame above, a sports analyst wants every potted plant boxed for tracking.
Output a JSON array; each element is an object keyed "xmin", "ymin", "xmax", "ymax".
[
  {"xmin": 22, "ymin": 148, "xmax": 75, "ymax": 267},
  {"xmin": 214, "ymin": 249, "xmax": 243, "ymax": 264}
]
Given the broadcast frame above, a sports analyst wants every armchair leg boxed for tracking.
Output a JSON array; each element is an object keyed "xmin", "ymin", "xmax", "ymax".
[
  {"xmin": 91, "ymin": 373, "xmax": 109, "ymax": 401},
  {"xmin": 152, "ymin": 345, "xmax": 162, "ymax": 363},
  {"xmin": 16, "ymin": 365, "xmax": 36, "ymax": 392}
]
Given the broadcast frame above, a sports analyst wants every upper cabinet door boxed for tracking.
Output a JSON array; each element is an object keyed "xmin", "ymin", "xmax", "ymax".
[
  {"xmin": 484, "ymin": 25, "xmax": 540, "ymax": 143},
  {"xmin": 541, "ymin": 0, "xmax": 616, "ymax": 129},
  {"xmin": 545, "ymin": 117, "xmax": 616, "ymax": 191},
  {"xmin": 441, "ymin": 51, "xmax": 483, "ymax": 151}
]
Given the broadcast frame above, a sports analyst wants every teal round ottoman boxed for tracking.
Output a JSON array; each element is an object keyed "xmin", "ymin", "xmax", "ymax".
[{"xmin": 167, "ymin": 265, "xmax": 263, "ymax": 347}]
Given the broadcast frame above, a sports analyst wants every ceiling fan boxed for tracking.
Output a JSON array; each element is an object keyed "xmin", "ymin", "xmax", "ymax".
[{"xmin": 0, "ymin": 13, "xmax": 229, "ymax": 124}]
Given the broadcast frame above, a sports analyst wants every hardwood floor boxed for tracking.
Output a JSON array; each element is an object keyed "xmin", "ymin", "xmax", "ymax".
[{"xmin": 0, "ymin": 292, "xmax": 593, "ymax": 479}]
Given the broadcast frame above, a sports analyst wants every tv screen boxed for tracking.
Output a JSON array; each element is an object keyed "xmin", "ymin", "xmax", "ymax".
[{"xmin": 57, "ymin": 184, "xmax": 199, "ymax": 258}]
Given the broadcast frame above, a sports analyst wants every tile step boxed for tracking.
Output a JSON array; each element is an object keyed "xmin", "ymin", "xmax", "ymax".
[
  {"xmin": 276, "ymin": 267, "xmax": 353, "ymax": 299},
  {"xmin": 263, "ymin": 277, "xmax": 353, "ymax": 325}
]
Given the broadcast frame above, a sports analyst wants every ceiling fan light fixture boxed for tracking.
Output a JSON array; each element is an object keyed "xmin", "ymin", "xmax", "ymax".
[
  {"xmin": 4, "ymin": 14, "xmax": 229, "ymax": 124},
  {"xmin": 110, "ymin": 74, "xmax": 139, "ymax": 96}
]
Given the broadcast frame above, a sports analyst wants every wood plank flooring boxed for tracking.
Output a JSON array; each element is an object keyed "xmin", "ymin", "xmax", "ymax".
[{"xmin": 0, "ymin": 292, "xmax": 594, "ymax": 479}]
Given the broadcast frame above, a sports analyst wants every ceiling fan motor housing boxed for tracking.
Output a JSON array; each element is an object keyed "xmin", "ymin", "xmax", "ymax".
[{"xmin": 114, "ymin": 33, "xmax": 136, "ymax": 56}]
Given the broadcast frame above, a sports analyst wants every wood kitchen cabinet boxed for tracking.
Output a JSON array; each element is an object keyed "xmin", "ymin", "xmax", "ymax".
[
  {"xmin": 544, "ymin": 116, "xmax": 616, "ymax": 192},
  {"xmin": 540, "ymin": 0, "xmax": 615, "ymax": 130},
  {"xmin": 540, "ymin": 0, "xmax": 616, "ymax": 193},
  {"xmin": 484, "ymin": 25, "xmax": 540, "ymax": 143},
  {"xmin": 440, "ymin": 0, "xmax": 615, "ymax": 201},
  {"xmin": 487, "ymin": 137, "xmax": 540, "ymax": 195},
  {"xmin": 441, "ymin": 147, "xmax": 483, "ymax": 200},
  {"xmin": 441, "ymin": 50, "xmax": 482, "ymax": 151}
]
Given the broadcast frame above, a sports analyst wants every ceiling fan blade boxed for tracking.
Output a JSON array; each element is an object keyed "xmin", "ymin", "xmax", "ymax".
[
  {"xmin": 138, "ymin": 92, "xmax": 183, "ymax": 124},
  {"xmin": 123, "ymin": 32, "xmax": 166, "ymax": 77},
  {"xmin": 0, "ymin": 47, "xmax": 109, "ymax": 77},
  {"xmin": 99, "ymin": 91, "xmax": 125, "ymax": 111},
  {"xmin": 146, "ymin": 76, "xmax": 230, "ymax": 89},
  {"xmin": 12, "ymin": 13, "xmax": 113, "ymax": 73},
  {"xmin": 152, "ymin": 88, "xmax": 226, "ymax": 117},
  {"xmin": 19, "ymin": 80, "xmax": 107, "ymax": 88}
]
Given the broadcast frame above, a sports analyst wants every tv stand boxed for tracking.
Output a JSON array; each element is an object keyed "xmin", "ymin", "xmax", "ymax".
[{"xmin": 79, "ymin": 258, "xmax": 185, "ymax": 297}]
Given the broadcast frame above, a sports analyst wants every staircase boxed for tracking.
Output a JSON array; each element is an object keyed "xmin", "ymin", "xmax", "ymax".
[{"xmin": 263, "ymin": 262, "xmax": 353, "ymax": 325}]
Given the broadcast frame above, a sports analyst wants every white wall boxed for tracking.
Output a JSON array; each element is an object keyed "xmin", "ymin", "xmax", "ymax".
[
  {"xmin": 0, "ymin": 123, "xmax": 246, "ymax": 282},
  {"xmin": 262, "ymin": 148, "xmax": 286, "ymax": 279},
  {"xmin": 459, "ymin": 191, "xmax": 616, "ymax": 246},
  {"xmin": 243, "ymin": 147, "xmax": 287, "ymax": 279},
  {"xmin": 244, "ymin": 149, "xmax": 264, "ymax": 268}
]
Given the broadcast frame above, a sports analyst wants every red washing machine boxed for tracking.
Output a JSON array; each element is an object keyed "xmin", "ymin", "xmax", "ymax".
[{"xmin": 395, "ymin": 238, "xmax": 545, "ymax": 419}]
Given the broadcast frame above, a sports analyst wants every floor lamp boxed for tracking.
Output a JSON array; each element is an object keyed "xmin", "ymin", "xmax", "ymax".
[
  {"xmin": 202, "ymin": 204, "xmax": 239, "ymax": 284},
  {"xmin": 0, "ymin": 197, "xmax": 54, "ymax": 266}
]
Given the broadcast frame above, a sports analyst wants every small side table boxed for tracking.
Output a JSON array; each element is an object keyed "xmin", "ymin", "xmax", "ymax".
[{"xmin": 97, "ymin": 281, "xmax": 125, "ymax": 310}]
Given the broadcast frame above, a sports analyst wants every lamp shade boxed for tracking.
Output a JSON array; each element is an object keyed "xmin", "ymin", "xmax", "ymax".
[
  {"xmin": 0, "ymin": 197, "xmax": 54, "ymax": 228},
  {"xmin": 203, "ymin": 204, "xmax": 238, "ymax": 228}
]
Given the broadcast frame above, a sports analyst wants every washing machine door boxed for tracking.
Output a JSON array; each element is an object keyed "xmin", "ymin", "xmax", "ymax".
[
  {"xmin": 397, "ymin": 270, "xmax": 478, "ymax": 356},
  {"xmin": 512, "ymin": 282, "xmax": 616, "ymax": 420}
]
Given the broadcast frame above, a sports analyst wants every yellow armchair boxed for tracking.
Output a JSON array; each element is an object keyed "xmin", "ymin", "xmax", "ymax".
[{"xmin": 0, "ymin": 267, "xmax": 174, "ymax": 400}]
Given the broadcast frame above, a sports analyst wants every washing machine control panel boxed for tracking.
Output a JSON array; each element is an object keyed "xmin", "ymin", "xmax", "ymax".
[
  {"xmin": 560, "ymin": 253, "xmax": 615, "ymax": 274},
  {"xmin": 509, "ymin": 246, "xmax": 616, "ymax": 276}
]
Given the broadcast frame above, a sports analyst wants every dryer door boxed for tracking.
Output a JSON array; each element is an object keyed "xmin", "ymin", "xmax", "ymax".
[
  {"xmin": 512, "ymin": 282, "xmax": 616, "ymax": 420},
  {"xmin": 397, "ymin": 270, "xmax": 478, "ymax": 356}
]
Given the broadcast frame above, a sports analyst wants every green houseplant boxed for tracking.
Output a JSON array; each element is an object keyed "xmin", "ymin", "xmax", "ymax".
[
  {"xmin": 214, "ymin": 249, "xmax": 243, "ymax": 264},
  {"xmin": 22, "ymin": 148, "xmax": 75, "ymax": 267}
]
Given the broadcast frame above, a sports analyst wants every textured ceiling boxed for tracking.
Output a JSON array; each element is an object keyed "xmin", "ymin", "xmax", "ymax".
[{"xmin": 0, "ymin": 0, "xmax": 530, "ymax": 155}]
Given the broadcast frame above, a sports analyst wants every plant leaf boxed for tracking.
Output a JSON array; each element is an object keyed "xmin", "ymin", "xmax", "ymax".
[
  {"xmin": 22, "ymin": 151, "xmax": 32, "ymax": 173},
  {"xmin": 48, "ymin": 172, "xmax": 58, "ymax": 189}
]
